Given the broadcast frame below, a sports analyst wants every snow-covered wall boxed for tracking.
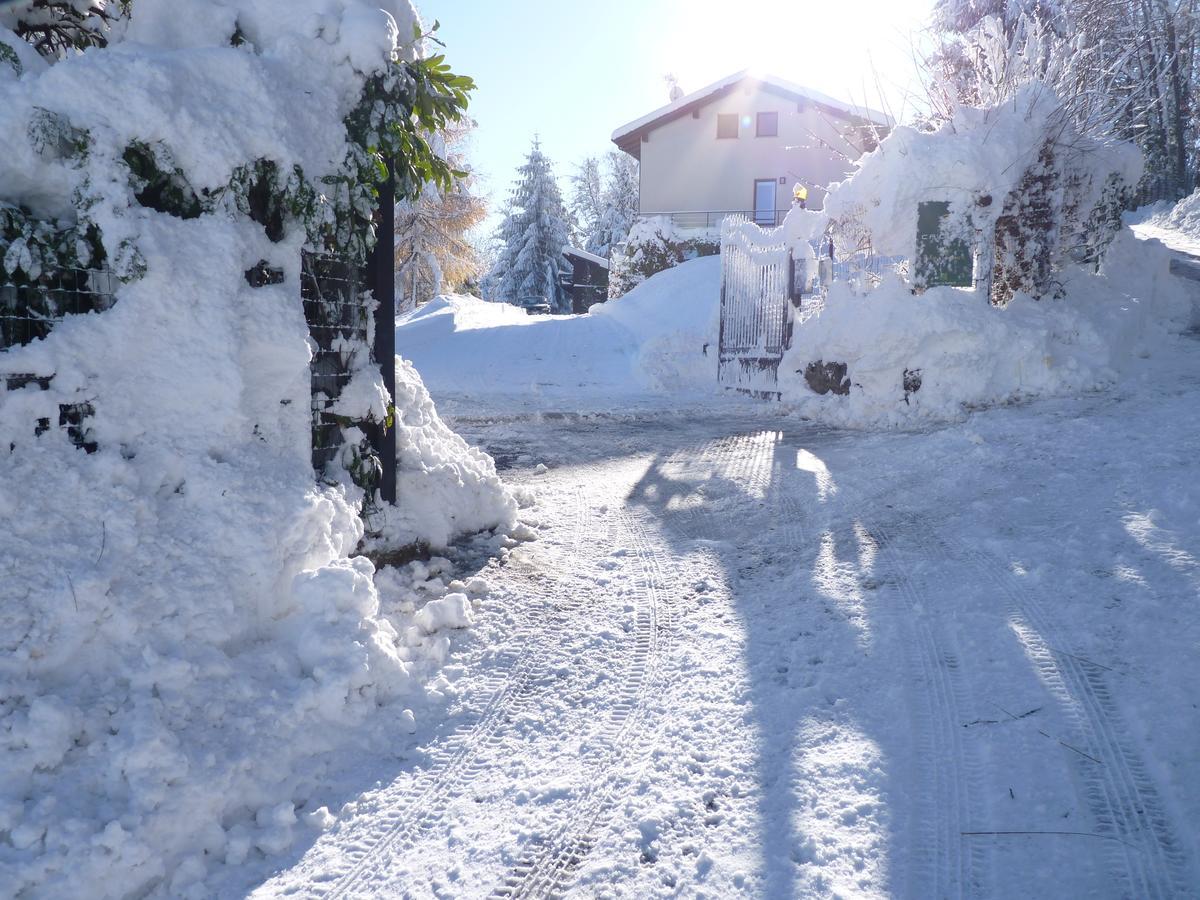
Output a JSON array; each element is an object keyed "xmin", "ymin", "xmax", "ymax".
[{"xmin": 0, "ymin": 3, "xmax": 518, "ymax": 896}]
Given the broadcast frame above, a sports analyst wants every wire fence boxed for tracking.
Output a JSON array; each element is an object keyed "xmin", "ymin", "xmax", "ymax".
[
  {"xmin": 0, "ymin": 267, "xmax": 118, "ymax": 351},
  {"xmin": 300, "ymin": 251, "xmax": 373, "ymax": 474}
]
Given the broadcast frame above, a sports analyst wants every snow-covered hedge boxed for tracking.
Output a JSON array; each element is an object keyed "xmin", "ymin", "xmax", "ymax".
[
  {"xmin": 0, "ymin": 3, "xmax": 516, "ymax": 897},
  {"xmin": 607, "ymin": 216, "xmax": 718, "ymax": 300}
]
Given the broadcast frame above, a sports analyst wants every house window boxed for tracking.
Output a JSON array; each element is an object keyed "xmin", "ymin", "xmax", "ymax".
[
  {"xmin": 756, "ymin": 111, "xmax": 779, "ymax": 137},
  {"xmin": 717, "ymin": 114, "xmax": 739, "ymax": 139}
]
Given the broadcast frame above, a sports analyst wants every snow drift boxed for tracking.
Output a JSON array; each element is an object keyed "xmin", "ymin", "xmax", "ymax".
[
  {"xmin": 366, "ymin": 356, "xmax": 519, "ymax": 550},
  {"xmin": 395, "ymin": 256, "xmax": 721, "ymax": 403}
]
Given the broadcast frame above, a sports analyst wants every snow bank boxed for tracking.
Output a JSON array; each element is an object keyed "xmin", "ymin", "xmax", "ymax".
[
  {"xmin": 1133, "ymin": 189, "xmax": 1200, "ymax": 257},
  {"xmin": 400, "ymin": 229, "xmax": 1192, "ymax": 427},
  {"xmin": 0, "ymin": 3, "xmax": 515, "ymax": 897},
  {"xmin": 591, "ymin": 255, "xmax": 720, "ymax": 391},
  {"xmin": 824, "ymin": 82, "xmax": 1141, "ymax": 263},
  {"xmin": 1150, "ymin": 188, "xmax": 1200, "ymax": 238},
  {"xmin": 779, "ymin": 232, "xmax": 1196, "ymax": 426},
  {"xmin": 396, "ymin": 257, "xmax": 720, "ymax": 403}
]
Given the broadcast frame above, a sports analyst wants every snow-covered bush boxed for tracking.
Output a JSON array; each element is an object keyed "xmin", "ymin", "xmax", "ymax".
[
  {"xmin": 0, "ymin": 3, "xmax": 509, "ymax": 897},
  {"xmin": 607, "ymin": 216, "xmax": 718, "ymax": 299},
  {"xmin": 778, "ymin": 230, "xmax": 1195, "ymax": 425}
]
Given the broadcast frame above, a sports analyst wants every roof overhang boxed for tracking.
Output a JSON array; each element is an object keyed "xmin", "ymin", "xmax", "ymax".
[
  {"xmin": 611, "ymin": 69, "xmax": 892, "ymax": 161},
  {"xmin": 564, "ymin": 246, "xmax": 610, "ymax": 268}
]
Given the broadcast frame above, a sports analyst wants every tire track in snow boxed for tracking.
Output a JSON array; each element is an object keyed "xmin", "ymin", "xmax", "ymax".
[
  {"xmin": 491, "ymin": 430, "xmax": 787, "ymax": 896},
  {"xmin": 491, "ymin": 505, "xmax": 673, "ymax": 898},
  {"xmin": 254, "ymin": 485, "xmax": 594, "ymax": 899},
  {"xmin": 934, "ymin": 532, "xmax": 1193, "ymax": 900},
  {"xmin": 860, "ymin": 518, "xmax": 992, "ymax": 900},
  {"xmin": 762, "ymin": 432, "xmax": 982, "ymax": 899}
]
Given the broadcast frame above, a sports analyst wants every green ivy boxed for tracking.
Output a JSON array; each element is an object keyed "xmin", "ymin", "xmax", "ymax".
[
  {"xmin": 122, "ymin": 142, "xmax": 203, "ymax": 220},
  {"xmin": 0, "ymin": 43, "xmax": 21, "ymax": 76},
  {"xmin": 0, "ymin": 203, "xmax": 104, "ymax": 283}
]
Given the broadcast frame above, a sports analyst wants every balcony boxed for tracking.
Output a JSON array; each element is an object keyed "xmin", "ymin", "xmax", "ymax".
[{"xmin": 639, "ymin": 209, "xmax": 789, "ymax": 232}]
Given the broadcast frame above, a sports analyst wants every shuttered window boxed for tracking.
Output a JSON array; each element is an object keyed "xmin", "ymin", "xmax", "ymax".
[{"xmin": 756, "ymin": 111, "xmax": 779, "ymax": 137}]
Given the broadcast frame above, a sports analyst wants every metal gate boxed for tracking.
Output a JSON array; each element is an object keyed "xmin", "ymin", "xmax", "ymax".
[{"xmin": 717, "ymin": 216, "xmax": 792, "ymax": 397}]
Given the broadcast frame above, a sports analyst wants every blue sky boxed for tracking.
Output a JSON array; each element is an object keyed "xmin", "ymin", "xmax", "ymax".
[{"xmin": 420, "ymin": 0, "xmax": 934, "ymax": 218}]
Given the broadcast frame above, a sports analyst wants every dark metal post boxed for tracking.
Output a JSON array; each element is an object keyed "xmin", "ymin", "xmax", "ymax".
[{"xmin": 369, "ymin": 159, "xmax": 397, "ymax": 505}]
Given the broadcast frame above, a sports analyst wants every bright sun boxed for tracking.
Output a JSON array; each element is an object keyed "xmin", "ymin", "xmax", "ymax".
[{"xmin": 659, "ymin": 0, "xmax": 930, "ymax": 119}]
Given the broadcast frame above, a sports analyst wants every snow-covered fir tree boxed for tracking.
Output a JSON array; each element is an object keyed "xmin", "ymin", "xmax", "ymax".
[
  {"xmin": 596, "ymin": 151, "xmax": 638, "ymax": 255},
  {"xmin": 489, "ymin": 137, "xmax": 572, "ymax": 313},
  {"xmin": 569, "ymin": 151, "xmax": 639, "ymax": 259},
  {"xmin": 568, "ymin": 156, "xmax": 604, "ymax": 251},
  {"xmin": 568, "ymin": 150, "xmax": 638, "ymax": 259}
]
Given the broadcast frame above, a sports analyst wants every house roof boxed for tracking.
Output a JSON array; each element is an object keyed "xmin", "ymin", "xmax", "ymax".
[
  {"xmin": 564, "ymin": 246, "xmax": 609, "ymax": 268},
  {"xmin": 611, "ymin": 69, "xmax": 892, "ymax": 160}
]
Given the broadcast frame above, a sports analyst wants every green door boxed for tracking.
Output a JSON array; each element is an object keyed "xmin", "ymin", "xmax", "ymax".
[{"xmin": 913, "ymin": 201, "xmax": 974, "ymax": 291}]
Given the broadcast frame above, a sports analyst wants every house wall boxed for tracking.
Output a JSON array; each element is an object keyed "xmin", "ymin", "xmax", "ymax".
[{"xmin": 636, "ymin": 83, "xmax": 867, "ymax": 217}]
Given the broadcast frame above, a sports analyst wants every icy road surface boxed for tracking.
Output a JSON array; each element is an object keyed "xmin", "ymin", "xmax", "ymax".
[{"xmin": 254, "ymin": 362, "xmax": 1200, "ymax": 898}]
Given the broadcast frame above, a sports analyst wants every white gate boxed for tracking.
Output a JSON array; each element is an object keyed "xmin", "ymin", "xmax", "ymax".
[{"xmin": 717, "ymin": 216, "xmax": 793, "ymax": 397}]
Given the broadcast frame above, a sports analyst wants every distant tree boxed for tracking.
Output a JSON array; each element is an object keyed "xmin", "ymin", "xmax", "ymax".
[
  {"xmin": 926, "ymin": 0, "xmax": 1198, "ymax": 200},
  {"xmin": 489, "ymin": 137, "xmax": 572, "ymax": 312},
  {"xmin": 568, "ymin": 151, "xmax": 639, "ymax": 258},
  {"xmin": 394, "ymin": 120, "xmax": 487, "ymax": 311},
  {"xmin": 568, "ymin": 156, "xmax": 605, "ymax": 250}
]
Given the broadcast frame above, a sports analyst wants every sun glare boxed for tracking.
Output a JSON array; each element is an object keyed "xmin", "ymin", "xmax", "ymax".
[{"xmin": 658, "ymin": 0, "xmax": 929, "ymax": 118}]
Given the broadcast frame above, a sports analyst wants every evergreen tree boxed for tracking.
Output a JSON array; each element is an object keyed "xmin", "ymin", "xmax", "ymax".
[
  {"xmin": 594, "ymin": 151, "xmax": 639, "ymax": 256},
  {"xmin": 394, "ymin": 119, "xmax": 487, "ymax": 312},
  {"xmin": 490, "ymin": 137, "xmax": 572, "ymax": 313},
  {"xmin": 568, "ymin": 156, "xmax": 604, "ymax": 250},
  {"xmin": 568, "ymin": 151, "xmax": 639, "ymax": 258},
  {"xmin": 0, "ymin": 0, "xmax": 130, "ymax": 60}
]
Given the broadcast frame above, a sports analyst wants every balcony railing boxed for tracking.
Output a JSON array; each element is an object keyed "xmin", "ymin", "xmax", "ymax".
[{"xmin": 640, "ymin": 209, "xmax": 788, "ymax": 231}]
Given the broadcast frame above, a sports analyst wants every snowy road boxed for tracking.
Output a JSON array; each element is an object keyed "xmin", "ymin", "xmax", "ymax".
[{"xmin": 253, "ymin": 343, "xmax": 1200, "ymax": 899}]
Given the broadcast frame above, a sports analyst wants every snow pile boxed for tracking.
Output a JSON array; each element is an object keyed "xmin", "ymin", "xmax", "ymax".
[
  {"xmin": 1150, "ymin": 187, "xmax": 1200, "ymax": 238},
  {"xmin": 779, "ymin": 231, "xmax": 1195, "ymax": 425},
  {"xmin": 396, "ymin": 257, "xmax": 721, "ymax": 404},
  {"xmin": 591, "ymin": 255, "xmax": 720, "ymax": 391},
  {"xmin": 0, "ymin": 3, "xmax": 515, "ymax": 897},
  {"xmin": 775, "ymin": 81, "xmax": 1193, "ymax": 424},
  {"xmin": 365, "ymin": 357, "xmax": 520, "ymax": 550},
  {"xmin": 1134, "ymin": 188, "xmax": 1200, "ymax": 257}
]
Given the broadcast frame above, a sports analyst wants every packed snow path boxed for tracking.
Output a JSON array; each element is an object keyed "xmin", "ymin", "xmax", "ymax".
[{"xmin": 255, "ymin": 360, "xmax": 1200, "ymax": 898}]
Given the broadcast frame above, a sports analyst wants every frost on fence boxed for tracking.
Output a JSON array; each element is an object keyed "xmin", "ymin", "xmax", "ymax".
[
  {"xmin": 717, "ymin": 216, "xmax": 792, "ymax": 395},
  {"xmin": 300, "ymin": 251, "xmax": 384, "ymax": 492}
]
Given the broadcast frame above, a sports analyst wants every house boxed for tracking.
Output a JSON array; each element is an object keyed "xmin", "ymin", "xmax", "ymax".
[
  {"xmin": 561, "ymin": 246, "xmax": 610, "ymax": 313},
  {"xmin": 612, "ymin": 70, "xmax": 890, "ymax": 230}
]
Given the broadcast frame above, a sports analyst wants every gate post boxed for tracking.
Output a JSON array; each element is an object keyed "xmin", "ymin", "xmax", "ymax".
[{"xmin": 369, "ymin": 158, "xmax": 397, "ymax": 505}]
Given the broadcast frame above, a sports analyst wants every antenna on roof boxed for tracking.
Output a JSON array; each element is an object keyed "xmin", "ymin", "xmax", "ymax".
[{"xmin": 664, "ymin": 73, "xmax": 684, "ymax": 102}]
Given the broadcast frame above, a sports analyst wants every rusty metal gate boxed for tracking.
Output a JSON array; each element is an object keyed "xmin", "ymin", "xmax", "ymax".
[{"xmin": 717, "ymin": 216, "xmax": 792, "ymax": 397}]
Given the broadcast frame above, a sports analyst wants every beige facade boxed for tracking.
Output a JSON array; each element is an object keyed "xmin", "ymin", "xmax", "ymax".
[{"xmin": 614, "ymin": 75, "xmax": 884, "ymax": 226}]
